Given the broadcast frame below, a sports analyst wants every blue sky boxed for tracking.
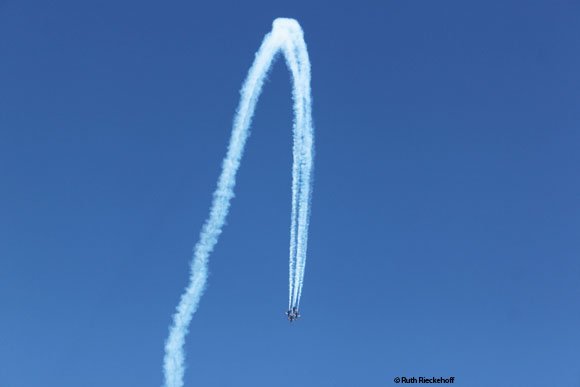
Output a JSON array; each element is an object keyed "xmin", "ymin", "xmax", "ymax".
[{"xmin": 1, "ymin": 1, "xmax": 580, "ymax": 386}]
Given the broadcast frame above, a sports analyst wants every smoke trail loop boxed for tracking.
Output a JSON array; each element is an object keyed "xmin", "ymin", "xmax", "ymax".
[{"xmin": 163, "ymin": 18, "xmax": 314, "ymax": 387}]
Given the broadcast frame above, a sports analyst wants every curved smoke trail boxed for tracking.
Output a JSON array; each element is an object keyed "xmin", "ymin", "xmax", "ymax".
[{"xmin": 163, "ymin": 18, "xmax": 314, "ymax": 387}]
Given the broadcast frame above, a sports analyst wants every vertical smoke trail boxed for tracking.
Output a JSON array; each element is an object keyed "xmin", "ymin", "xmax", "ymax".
[
  {"xmin": 287, "ymin": 31, "xmax": 314, "ymax": 309},
  {"xmin": 163, "ymin": 18, "xmax": 314, "ymax": 387}
]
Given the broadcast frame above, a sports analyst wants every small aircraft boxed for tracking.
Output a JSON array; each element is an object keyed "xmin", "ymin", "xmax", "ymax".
[{"xmin": 286, "ymin": 307, "xmax": 300, "ymax": 322}]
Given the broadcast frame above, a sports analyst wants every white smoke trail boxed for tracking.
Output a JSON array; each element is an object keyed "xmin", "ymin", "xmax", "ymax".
[
  {"xmin": 163, "ymin": 18, "xmax": 314, "ymax": 387},
  {"xmin": 287, "ymin": 30, "xmax": 314, "ymax": 309}
]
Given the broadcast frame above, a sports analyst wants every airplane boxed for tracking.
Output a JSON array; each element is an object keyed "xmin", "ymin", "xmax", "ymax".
[{"xmin": 286, "ymin": 307, "xmax": 300, "ymax": 322}]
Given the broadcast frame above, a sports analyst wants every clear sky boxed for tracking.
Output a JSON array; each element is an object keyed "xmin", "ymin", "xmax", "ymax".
[{"xmin": 1, "ymin": 1, "xmax": 579, "ymax": 386}]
